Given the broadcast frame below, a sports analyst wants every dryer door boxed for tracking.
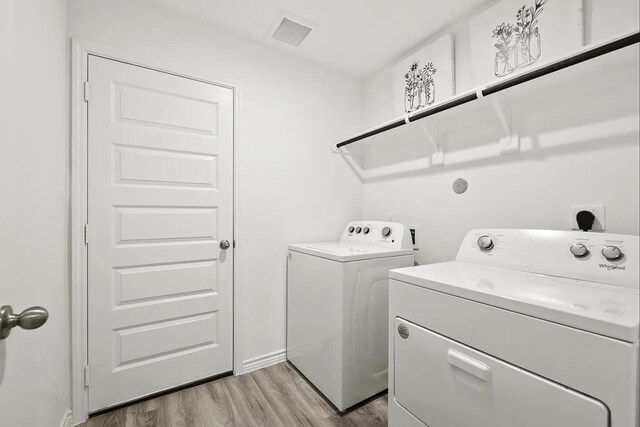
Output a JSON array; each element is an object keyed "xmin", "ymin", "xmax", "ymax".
[{"xmin": 393, "ymin": 318, "xmax": 609, "ymax": 427}]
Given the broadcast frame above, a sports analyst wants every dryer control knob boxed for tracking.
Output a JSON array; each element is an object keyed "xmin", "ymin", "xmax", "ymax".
[
  {"xmin": 602, "ymin": 245, "xmax": 623, "ymax": 261},
  {"xmin": 363, "ymin": 227, "xmax": 370, "ymax": 235},
  {"xmin": 348, "ymin": 226, "xmax": 355, "ymax": 233},
  {"xmin": 355, "ymin": 227, "xmax": 362, "ymax": 234},
  {"xmin": 570, "ymin": 243, "xmax": 589, "ymax": 258},
  {"xmin": 381, "ymin": 227, "xmax": 392, "ymax": 238},
  {"xmin": 477, "ymin": 235, "xmax": 494, "ymax": 251}
]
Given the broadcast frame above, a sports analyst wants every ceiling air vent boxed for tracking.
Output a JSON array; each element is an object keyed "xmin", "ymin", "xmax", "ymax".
[{"xmin": 271, "ymin": 13, "xmax": 314, "ymax": 46}]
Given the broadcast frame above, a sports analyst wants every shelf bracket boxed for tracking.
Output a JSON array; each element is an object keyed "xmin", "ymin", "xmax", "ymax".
[
  {"xmin": 329, "ymin": 139, "xmax": 354, "ymax": 155},
  {"xmin": 329, "ymin": 143, "xmax": 345, "ymax": 154},
  {"xmin": 489, "ymin": 94, "xmax": 519, "ymax": 155},
  {"xmin": 328, "ymin": 143, "xmax": 368, "ymax": 181},
  {"xmin": 418, "ymin": 120, "xmax": 444, "ymax": 167}
]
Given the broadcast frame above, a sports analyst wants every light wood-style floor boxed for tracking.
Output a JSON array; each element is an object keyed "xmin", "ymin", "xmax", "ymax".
[{"xmin": 83, "ymin": 362, "xmax": 388, "ymax": 427}]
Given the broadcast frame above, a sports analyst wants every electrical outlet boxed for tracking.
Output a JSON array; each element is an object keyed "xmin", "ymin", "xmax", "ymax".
[
  {"xmin": 408, "ymin": 225, "xmax": 419, "ymax": 250},
  {"xmin": 569, "ymin": 205, "xmax": 606, "ymax": 231}
]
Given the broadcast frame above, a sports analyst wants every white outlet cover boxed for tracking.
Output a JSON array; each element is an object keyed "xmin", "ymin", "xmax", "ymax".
[{"xmin": 569, "ymin": 204, "xmax": 606, "ymax": 231}]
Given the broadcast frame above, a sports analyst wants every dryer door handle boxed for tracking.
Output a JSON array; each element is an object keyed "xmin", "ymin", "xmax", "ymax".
[{"xmin": 447, "ymin": 349, "xmax": 492, "ymax": 382}]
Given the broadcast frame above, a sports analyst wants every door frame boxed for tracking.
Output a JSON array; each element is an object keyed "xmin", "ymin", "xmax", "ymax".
[{"xmin": 70, "ymin": 38, "xmax": 240, "ymax": 424}]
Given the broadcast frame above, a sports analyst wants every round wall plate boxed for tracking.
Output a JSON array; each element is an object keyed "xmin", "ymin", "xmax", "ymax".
[{"xmin": 453, "ymin": 178, "xmax": 468, "ymax": 194}]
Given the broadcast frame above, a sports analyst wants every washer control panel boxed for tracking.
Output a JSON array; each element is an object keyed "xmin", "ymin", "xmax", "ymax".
[
  {"xmin": 458, "ymin": 229, "xmax": 639, "ymax": 289},
  {"xmin": 341, "ymin": 221, "xmax": 412, "ymax": 250}
]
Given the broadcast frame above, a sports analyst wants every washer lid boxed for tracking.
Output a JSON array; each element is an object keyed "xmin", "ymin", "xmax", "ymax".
[
  {"xmin": 289, "ymin": 242, "xmax": 414, "ymax": 262},
  {"xmin": 390, "ymin": 262, "xmax": 640, "ymax": 343}
]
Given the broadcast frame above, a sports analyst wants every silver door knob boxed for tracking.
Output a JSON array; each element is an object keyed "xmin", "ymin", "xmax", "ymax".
[
  {"xmin": 0, "ymin": 305, "xmax": 49, "ymax": 340},
  {"xmin": 219, "ymin": 240, "xmax": 231, "ymax": 250}
]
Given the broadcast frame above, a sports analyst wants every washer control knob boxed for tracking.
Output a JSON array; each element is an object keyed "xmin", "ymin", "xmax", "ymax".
[
  {"xmin": 602, "ymin": 245, "xmax": 623, "ymax": 261},
  {"xmin": 348, "ymin": 226, "xmax": 355, "ymax": 233},
  {"xmin": 355, "ymin": 226, "xmax": 362, "ymax": 234},
  {"xmin": 363, "ymin": 227, "xmax": 370, "ymax": 235},
  {"xmin": 477, "ymin": 235, "xmax": 494, "ymax": 251},
  {"xmin": 381, "ymin": 227, "xmax": 392, "ymax": 238},
  {"xmin": 570, "ymin": 243, "xmax": 589, "ymax": 258}
]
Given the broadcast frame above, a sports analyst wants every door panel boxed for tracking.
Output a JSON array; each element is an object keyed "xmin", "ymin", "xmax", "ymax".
[
  {"xmin": 116, "ymin": 207, "xmax": 217, "ymax": 242},
  {"xmin": 87, "ymin": 55, "xmax": 233, "ymax": 412},
  {"xmin": 116, "ymin": 146, "xmax": 218, "ymax": 188},
  {"xmin": 114, "ymin": 260, "xmax": 216, "ymax": 305}
]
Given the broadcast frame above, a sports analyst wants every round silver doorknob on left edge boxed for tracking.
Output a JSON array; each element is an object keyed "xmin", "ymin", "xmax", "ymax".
[
  {"xmin": 219, "ymin": 240, "xmax": 231, "ymax": 250},
  {"xmin": 0, "ymin": 305, "xmax": 49, "ymax": 340}
]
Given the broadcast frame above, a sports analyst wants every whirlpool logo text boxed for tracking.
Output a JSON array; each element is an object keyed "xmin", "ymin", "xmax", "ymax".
[{"xmin": 599, "ymin": 263, "xmax": 626, "ymax": 271}]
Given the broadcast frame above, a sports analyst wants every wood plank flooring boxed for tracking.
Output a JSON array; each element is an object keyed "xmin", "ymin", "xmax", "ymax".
[{"xmin": 82, "ymin": 362, "xmax": 388, "ymax": 427}]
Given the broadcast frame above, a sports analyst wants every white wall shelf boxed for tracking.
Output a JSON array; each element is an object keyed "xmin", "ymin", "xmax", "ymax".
[{"xmin": 334, "ymin": 31, "xmax": 639, "ymax": 179}]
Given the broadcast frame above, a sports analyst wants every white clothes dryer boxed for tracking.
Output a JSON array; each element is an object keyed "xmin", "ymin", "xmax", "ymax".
[{"xmin": 389, "ymin": 229, "xmax": 639, "ymax": 427}]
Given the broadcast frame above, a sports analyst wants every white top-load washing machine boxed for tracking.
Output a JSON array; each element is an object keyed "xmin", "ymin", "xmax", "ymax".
[
  {"xmin": 287, "ymin": 221, "xmax": 414, "ymax": 411},
  {"xmin": 389, "ymin": 229, "xmax": 639, "ymax": 427}
]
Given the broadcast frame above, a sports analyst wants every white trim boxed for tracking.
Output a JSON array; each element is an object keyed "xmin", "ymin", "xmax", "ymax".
[
  {"xmin": 58, "ymin": 410, "xmax": 73, "ymax": 427},
  {"xmin": 70, "ymin": 37, "xmax": 240, "ymax": 424},
  {"xmin": 241, "ymin": 349, "xmax": 287, "ymax": 374},
  {"xmin": 231, "ymin": 54, "xmax": 243, "ymax": 385},
  {"xmin": 70, "ymin": 39, "xmax": 89, "ymax": 425}
]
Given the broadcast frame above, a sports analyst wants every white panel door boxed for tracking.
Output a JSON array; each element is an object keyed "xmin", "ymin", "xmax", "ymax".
[{"xmin": 87, "ymin": 55, "xmax": 234, "ymax": 412}]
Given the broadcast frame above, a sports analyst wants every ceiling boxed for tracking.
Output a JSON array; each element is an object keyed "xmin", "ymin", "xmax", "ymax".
[{"xmin": 137, "ymin": 0, "xmax": 492, "ymax": 76}]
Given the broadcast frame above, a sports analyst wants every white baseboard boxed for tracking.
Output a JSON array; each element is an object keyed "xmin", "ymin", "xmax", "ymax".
[
  {"xmin": 59, "ymin": 410, "xmax": 73, "ymax": 427},
  {"xmin": 241, "ymin": 349, "xmax": 286, "ymax": 374}
]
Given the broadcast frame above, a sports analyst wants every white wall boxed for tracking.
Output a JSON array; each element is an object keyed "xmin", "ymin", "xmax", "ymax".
[
  {"xmin": 0, "ymin": 0, "xmax": 71, "ymax": 426},
  {"xmin": 360, "ymin": 1, "xmax": 640, "ymax": 264},
  {"xmin": 68, "ymin": 0, "xmax": 363, "ymax": 368}
]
